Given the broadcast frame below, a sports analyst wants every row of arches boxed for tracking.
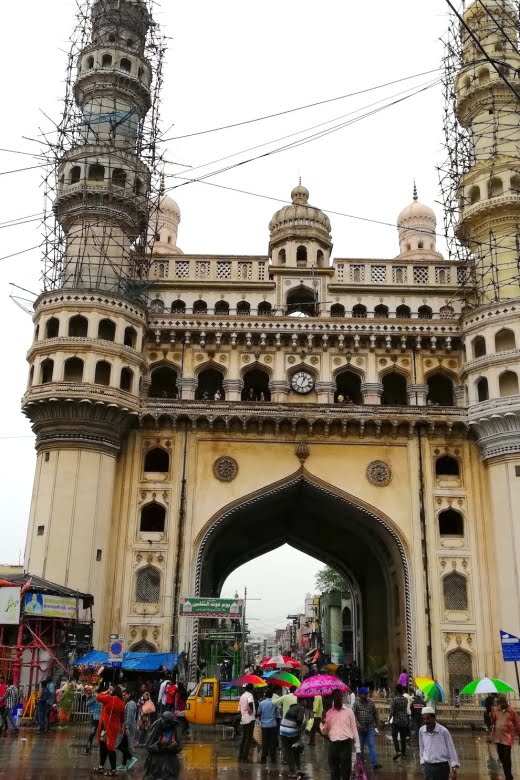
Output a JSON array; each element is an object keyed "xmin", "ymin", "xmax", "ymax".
[
  {"xmin": 475, "ymin": 371, "xmax": 520, "ymax": 401},
  {"xmin": 38, "ymin": 357, "xmax": 134, "ymax": 392},
  {"xmin": 40, "ymin": 315, "xmax": 137, "ymax": 348},
  {"xmin": 66, "ymin": 164, "xmax": 144, "ymax": 195},
  {"xmin": 167, "ymin": 299, "xmax": 273, "ymax": 316},
  {"xmin": 471, "ymin": 328, "xmax": 517, "ymax": 357},
  {"xmin": 82, "ymin": 53, "xmax": 144, "ymax": 77},
  {"xmin": 467, "ymin": 175, "xmax": 520, "ymax": 205}
]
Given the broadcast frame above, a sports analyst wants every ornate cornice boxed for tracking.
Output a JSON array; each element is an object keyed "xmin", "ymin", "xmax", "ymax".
[
  {"xmin": 468, "ymin": 397, "xmax": 520, "ymax": 460},
  {"xmin": 34, "ymin": 291, "xmax": 147, "ymax": 322},
  {"xmin": 27, "ymin": 337, "xmax": 146, "ymax": 367}
]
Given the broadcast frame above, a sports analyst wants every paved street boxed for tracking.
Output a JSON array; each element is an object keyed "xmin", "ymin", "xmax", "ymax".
[{"xmin": 0, "ymin": 724, "xmax": 515, "ymax": 780}]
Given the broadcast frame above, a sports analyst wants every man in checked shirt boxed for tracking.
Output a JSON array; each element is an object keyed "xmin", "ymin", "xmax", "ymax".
[{"xmin": 352, "ymin": 688, "xmax": 382, "ymax": 769}]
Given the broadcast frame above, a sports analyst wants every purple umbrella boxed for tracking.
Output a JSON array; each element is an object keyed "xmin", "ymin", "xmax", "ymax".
[{"xmin": 295, "ymin": 674, "xmax": 349, "ymax": 697}]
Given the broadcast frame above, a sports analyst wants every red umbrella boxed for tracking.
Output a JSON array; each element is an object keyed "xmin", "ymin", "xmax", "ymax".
[{"xmin": 260, "ymin": 655, "xmax": 301, "ymax": 670}]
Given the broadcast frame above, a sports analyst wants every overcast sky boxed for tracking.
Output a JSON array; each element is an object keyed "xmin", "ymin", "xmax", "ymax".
[{"xmin": 0, "ymin": 0, "xmax": 451, "ymax": 630}]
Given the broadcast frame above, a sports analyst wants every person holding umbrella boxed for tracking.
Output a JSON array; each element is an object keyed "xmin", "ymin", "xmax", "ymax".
[
  {"xmin": 321, "ymin": 688, "xmax": 361, "ymax": 780},
  {"xmin": 491, "ymin": 695, "xmax": 520, "ymax": 780}
]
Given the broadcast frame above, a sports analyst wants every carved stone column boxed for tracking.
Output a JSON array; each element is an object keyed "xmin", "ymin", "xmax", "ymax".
[
  {"xmin": 408, "ymin": 384, "xmax": 428, "ymax": 406},
  {"xmin": 271, "ymin": 381, "xmax": 290, "ymax": 403},
  {"xmin": 361, "ymin": 382, "xmax": 383, "ymax": 405},
  {"xmin": 315, "ymin": 381, "xmax": 334, "ymax": 404},
  {"xmin": 222, "ymin": 379, "xmax": 241, "ymax": 401},
  {"xmin": 177, "ymin": 377, "xmax": 196, "ymax": 400}
]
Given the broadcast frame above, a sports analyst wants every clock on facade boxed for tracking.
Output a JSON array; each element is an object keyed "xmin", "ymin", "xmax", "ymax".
[{"xmin": 291, "ymin": 371, "xmax": 315, "ymax": 394}]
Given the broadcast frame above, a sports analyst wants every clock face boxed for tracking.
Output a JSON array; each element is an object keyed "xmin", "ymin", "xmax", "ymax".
[{"xmin": 291, "ymin": 371, "xmax": 315, "ymax": 394}]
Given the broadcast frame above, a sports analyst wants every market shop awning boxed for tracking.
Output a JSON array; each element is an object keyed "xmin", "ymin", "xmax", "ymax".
[{"xmin": 74, "ymin": 650, "xmax": 180, "ymax": 671}]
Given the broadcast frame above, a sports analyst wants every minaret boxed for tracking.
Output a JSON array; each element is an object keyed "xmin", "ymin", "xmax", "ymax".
[
  {"xmin": 22, "ymin": 0, "xmax": 156, "ymax": 645},
  {"xmin": 455, "ymin": 0, "xmax": 520, "ymax": 681}
]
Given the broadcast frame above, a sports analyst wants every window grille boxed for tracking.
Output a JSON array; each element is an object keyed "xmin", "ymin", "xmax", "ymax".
[
  {"xmin": 436, "ymin": 267, "xmax": 451, "ymax": 284},
  {"xmin": 149, "ymin": 299, "xmax": 164, "ymax": 313},
  {"xmin": 440, "ymin": 305, "xmax": 455, "ymax": 318},
  {"xmin": 195, "ymin": 261, "xmax": 210, "ymax": 279},
  {"xmin": 336, "ymin": 264, "xmax": 345, "ymax": 283},
  {"xmin": 393, "ymin": 266, "xmax": 407, "ymax": 283},
  {"xmin": 175, "ymin": 260, "xmax": 190, "ymax": 279},
  {"xmin": 457, "ymin": 267, "xmax": 468, "ymax": 285},
  {"xmin": 258, "ymin": 262, "xmax": 266, "ymax": 281},
  {"xmin": 154, "ymin": 262, "xmax": 169, "ymax": 278},
  {"xmin": 216, "ymin": 261, "xmax": 232, "ymax": 279},
  {"xmin": 131, "ymin": 640, "xmax": 155, "ymax": 653},
  {"xmin": 238, "ymin": 262, "xmax": 252, "ymax": 280},
  {"xmin": 443, "ymin": 572, "xmax": 468, "ymax": 610},
  {"xmin": 413, "ymin": 266, "xmax": 429, "ymax": 284},
  {"xmin": 136, "ymin": 566, "xmax": 160, "ymax": 603},
  {"xmin": 350, "ymin": 265, "xmax": 365, "ymax": 283},
  {"xmin": 447, "ymin": 649, "xmax": 473, "ymax": 698},
  {"xmin": 371, "ymin": 265, "xmax": 386, "ymax": 283}
]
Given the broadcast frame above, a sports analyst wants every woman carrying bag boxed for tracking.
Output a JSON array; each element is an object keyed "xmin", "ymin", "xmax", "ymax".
[{"xmin": 95, "ymin": 686, "xmax": 125, "ymax": 777}]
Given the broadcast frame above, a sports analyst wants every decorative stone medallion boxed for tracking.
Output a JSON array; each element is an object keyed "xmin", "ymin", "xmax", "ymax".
[
  {"xmin": 366, "ymin": 460, "xmax": 392, "ymax": 487},
  {"xmin": 213, "ymin": 456, "xmax": 239, "ymax": 482}
]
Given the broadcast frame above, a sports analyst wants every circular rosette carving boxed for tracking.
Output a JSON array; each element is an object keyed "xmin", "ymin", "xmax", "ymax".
[
  {"xmin": 213, "ymin": 456, "xmax": 239, "ymax": 482},
  {"xmin": 366, "ymin": 460, "xmax": 392, "ymax": 487}
]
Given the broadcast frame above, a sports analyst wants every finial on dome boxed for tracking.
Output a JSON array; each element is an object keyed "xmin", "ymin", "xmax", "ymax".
[
  {"xmin": 413, "ymin": 181, "xmax": 418, "ymax": 202},
  {"xmin": 160, "ymin": 172, "xmax": 165, "ymax": 197},
  {"xmin": 291, "ymin": 182, "xmax": 309, "ymax": 205}
]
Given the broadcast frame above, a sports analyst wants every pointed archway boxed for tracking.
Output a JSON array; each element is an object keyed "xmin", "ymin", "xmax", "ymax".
[{"xmin": 190, "ymin": 470, "xmax": 412, "ymax": 679}]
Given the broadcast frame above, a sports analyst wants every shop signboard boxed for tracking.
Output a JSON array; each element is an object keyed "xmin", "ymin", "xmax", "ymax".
[
  {"xmin": 179, "ymin": 597, "xmax": 243, "ymax": 618},
  {"xmin": 24, "ymin": 592, "xmax": 77, "ymax": 619},
  {"xmin": 0, "ymin": 587, "xmax": 21, "ymax": 625}
]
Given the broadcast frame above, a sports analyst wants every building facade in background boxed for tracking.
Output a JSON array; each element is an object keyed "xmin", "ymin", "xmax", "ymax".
[{"xmin": 20, "ymin": 0, "xmax": 520, "ymax": 692}]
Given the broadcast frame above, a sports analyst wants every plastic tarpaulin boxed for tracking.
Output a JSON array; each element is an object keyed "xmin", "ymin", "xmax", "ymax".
[{"xmin": 74, "ymin": 651, "xmax": 179, "ymax": 671}]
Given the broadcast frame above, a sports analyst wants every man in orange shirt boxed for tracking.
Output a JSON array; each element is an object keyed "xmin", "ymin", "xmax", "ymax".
[
  {"xmin": 321, "ymin": 689, "xmax": 361, "ymax": 780},
  {"xmin": 492, "ymin": 695, "xmax": 520, "ymax": 780}
]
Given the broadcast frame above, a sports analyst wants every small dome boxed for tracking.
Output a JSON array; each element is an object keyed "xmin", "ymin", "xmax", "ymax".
[
  {"xmin": 269, "ymin": 183, "xmax": 332, "ymax": 238},
  {"xmin": 160, "ymin": 195, "xmax": 181, "ymax": 219},
  {"xmin": 396, "ymin": 184, "xmax": 438, "ymax": 256},
  {"xmin": 291, "ymin": 184, "xmax": 310, "ymax": 205},
  {"xmin": 397, "ymin": 185, "xmax": 436, "ymax": 226}
]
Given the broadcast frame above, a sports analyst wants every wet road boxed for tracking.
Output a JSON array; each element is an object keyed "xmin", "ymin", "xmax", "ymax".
[{"xmin": 0, "ymin": 723, "xmax": 515, "ymax": 780}]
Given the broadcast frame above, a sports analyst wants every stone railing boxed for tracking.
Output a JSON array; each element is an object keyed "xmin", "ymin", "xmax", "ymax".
[{"xmin": 23, "ymin": 382, "xmax": 140, "ymax": 411}]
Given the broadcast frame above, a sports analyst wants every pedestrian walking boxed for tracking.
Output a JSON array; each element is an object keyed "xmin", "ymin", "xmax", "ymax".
[
  {"xmin": 389, "ymin": 684, "xmax": 409, "ymax": 760},
  {"xmin": 84, "ymin": 688, "xmax": 102, "ymax": 754},
  {"xmin": 36, "ymin": 680, "xmax": 53, "ymax": 734},
  {"xmin": 137, "ymin": 684, "xmax": 155, "ymax": 745},
  {"xmin": 491, "ymin": 694, "xmax": 520, "ymax": 780},
  {"xmin": 257, "ymin": 688, "xmax": 278, "ymax": 763},
  {"xmin": 158, "ymin": 678, "xmax": 169, "ymax": 715},
  {"xmin": 484, "ymin": 693, "xmax": 497, "ymax": 733},
  {"xmin": 280, "ymin": 699, "xmax": 306, "ymax": 779},
  {"xmin": 238, "ymin": 683, "xmax": 256, "ymax": 762},
  {"xmin": 95, "ymin": 686, "xmax": 125, "ymax": 777},
  {"xmin": 274, "ymin": 686, "xmax": 298, "ymax": 717},
  {"xmin": 419, "ymin": 706, "xmax": 459, "ymax": 780},
  {"xmin": 411, "ymin": 690, "xmax": 426, "ymax": 744},
  {"xmin": 398, "ymin": 669, "xmax": 409, "ymax": 688},
  {"xmin": 321, "ymin": 688, "xmax": 361, "ymax": 780},
  {"xmin": 164, "ymin": 680, "xmax": 178, "ymax": 713},
  {"xmin": 117, "ymin": 690, "xmax": 138, "ymax": 772},
  {"xmin": 308, "ymin": 695, "xmax": 323, "ymax": 747},
  {"xmin": 143, "ymin": 711, "xmax": 182, "ymax": 780},
  {"xmin": 1, "ymin": 679, "xmax": 19, "ymax": 733},
  {"xmin": 352, "ymin": 687, "xmax": 382, "ymax": 769}
]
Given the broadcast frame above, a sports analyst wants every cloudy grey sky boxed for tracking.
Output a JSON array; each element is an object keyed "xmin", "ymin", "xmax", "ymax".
[{"xmin": 0, "ymin": 0, "xmax": 450, "ymax": 629}]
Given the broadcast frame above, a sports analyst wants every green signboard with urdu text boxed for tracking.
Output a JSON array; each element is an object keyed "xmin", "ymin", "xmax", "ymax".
[{"xmin": 179, "ymin": 597, "xmax": 244, "ymax": 618}]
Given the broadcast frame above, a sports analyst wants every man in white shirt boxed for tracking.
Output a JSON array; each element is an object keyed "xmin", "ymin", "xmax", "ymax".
[
  {"xmin": 157, "ymin": 678, "xmax": 169, "ymax": 714},
  {"xmin": 419, "ymin": 707, "xmax": 460, "ymax": 780},
  {"xmin": 238, "ymin": 683, "xmax": 256, "ymax": 762}
]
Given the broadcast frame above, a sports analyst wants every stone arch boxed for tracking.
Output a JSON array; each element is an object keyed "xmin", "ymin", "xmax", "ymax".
[
  {"xmin": 333, "ymin": 366, "xmax": 364, "ymax": 404},
  {"xmin": 94, "ymin": 360, "xmax": 111, "ymax": 386},
  {"xmin": 240, "ymin": 364, "xmax": 271, "ymax": 401},
  {"xmin": 499, "ymin": 370, "xmax": 519, "ymax": 397},
  {"xmin": 149, "ymin": 362, "xmax": 179, "ymax": 399},
  {"xmin": 471, "ymin": 335, "xmax": 486, "ymax": 358},
  {"xmin": 418, "ymin": 305, "xmax": 433, "ymax": 320},
  {"xmin": 469, "ymin": 185, "xmax": 481, "ymax": 204},
  {"xmin": 191, "ymin": 470, "xmax": 413, "ymax": 677},
  {"xmin": 443, "ymin": 571, "xmax": 468, "ymax": 611},
  {"xmin": 144, "ymin": 447, "xmax": 170, "ymax": 473},
  {"xmin": 488, "ymin": 177, "xmax": 503, "ymax": 198},
  {"xmin": 425, "ymin": 369, "xmax": 457, "ymax": 406},
  {"xmin": 214, "ymin": 300, "xmax": 230, "ymax": 315},
  {"xmin": 476, "ymin": 376, "xmax": 489, "ymax": 402},
  {"xmin": 140, "ymin": 501, "xmax": 166, "ymax": 533},
  {"xmin": 446, "ymin": 648, "xmax": 473, "ymax": 698},
  {"xmin": 438, "ymin": 508, "xmax": 464, "ymax": 536},
  {"xmin": 98, "ymin": 318, "xmax": 116, "ymax": 341},
  {"xmin": 68, "ymin": 314, "xmax": 88, "ymax": 338},
  {"xmin": 495, "ymin": 328, "xmax": 516, "ymax": 352},
  {"xmin": 135, "ymin": 565, "xmax": 161, "ymax": 604},
  {"xmin": 195, "ymin": 361, "xmax": 226, "ymax": 400},
  {"xmin": 130, "ymin": 640, "xmax": 156, "ymax": 653},
  {"xmin": 63, "ymin": 356, "xmax": 84, "ymax": 382},
  {"xmin": 286, "ymin": 285, "xmax": 317, "ymax": 317},
  {"xmin": 45, "ymin": 317, "xmax": 60, "ymax": 339},
  {"xmin": 380, "ymin": 367, "xmax": 409, "ymax": 406}
]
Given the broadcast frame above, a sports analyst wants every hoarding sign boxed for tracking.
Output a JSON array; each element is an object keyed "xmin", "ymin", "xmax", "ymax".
[
  {"xmin": 24, "ymin": 592, "xmax": 77, "ymax": 619},
  {"xmin": 199, "ymin": 631, "xmax": 239, "ymax": 641},
  {"xmin": 500, "ymin": 630, "xmax": 520, "ymax": 662},
  {"xmin": 108, "ymin": 633, "xmax": 124, "ymax": 668},
  {"xmin": 179, "ymin": 597, "xmax": 243, "ymax": 618},
  {"xmin": 0, "ymin": 587, "xmax": 21, "ymax": 625}
]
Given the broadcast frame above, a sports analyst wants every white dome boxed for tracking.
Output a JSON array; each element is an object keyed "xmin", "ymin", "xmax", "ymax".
[
  {"xmin": 152, "ymin": 194, "xmax": 182, "ymax": 256},
  {"xmin": 160, "ymin": 194, "xmax": 181, "ymax": 219},
  {"xmin": 397, "ymin": 184, "xmax": 437, "ymax": 255}
]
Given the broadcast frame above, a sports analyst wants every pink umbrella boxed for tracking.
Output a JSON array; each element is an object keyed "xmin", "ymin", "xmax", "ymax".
[{"xmin": 295, "ymin": 675, "xmax": 349, "ymax": 697}]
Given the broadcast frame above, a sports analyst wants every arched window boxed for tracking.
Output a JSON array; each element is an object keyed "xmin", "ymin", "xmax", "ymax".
[
  {"xmin": 418, "ymin": 305, "xmax": 433, "ymax": 320},
  {"xmin": 277, "ymin": 248, "xmax": 286, "ymax": 265},
  {"xmin": 427, "ymin": 373, "xmax": 455, "ymax": 406},
  {"xmin": 120, "ymin": 57, "xmax": 132, "ymax": 72},
  {"xmin": 158, "ymin": 263, "xmax": 165, "ymax": 278},
  {"xmin": 237, "ymin": 301, "xmax": 251, "ymax": 315},
  {"xmin": 352, "ymin": 304, "xmax": 367, "ymax": 318},
  {"xmin": 120, "ymin": 367, "xmax": 133, "ymax": 392},
  {"xmin": 144, "ymin": 448, "xmax": 170, "ymax": 473},
  {"xmin": 88, "ymin": 164, "xmax": 105, "ymax": 183},
  {"xmin": 495, "ymin": 328, "xmax": 516, "ymax": 351},
  {"xmin": 70, "ymin": 166, "xmax": 81, "ymax": 185},
  {"xmin": 468, "ymin": 185, "xmax": 481, "ymax": 204},
  {"xmin": 45, "ymin": 317, "xmax": 60, "ymax": 339},
  {"xmin": 353, "ymin": 267, "xmax": 362, "ymax": 282},
  {"xmin": 381, "ymin": 372, "xmax": 408, "ymax": 406},
  {"xmin": 488, "ymin": 177, "xmax": 503, "ymax": 198},
  {"xmin": 436, "ymin": 456, "xmax": 460, "ymax": 477},
  {"xmin": 68, "ymin": 315, "xmax": 88, "ymax": 337},
  {"xmin": 149, "ymin": 298, "xmax": 164, "ymax": 314},
  {"xmin": 101, "ymin": 53, "xmax": 112, "ymax": 67},
  {"xmin": 94, "ymin": 360, "xmax": 111, "ymax": 386},
  {"xmin": 241, "ymin": 368, "xmax": 271, "ymax": 402},
  {"xmin": 214, "ymin": 300, "xmax": 230, "ymax": 315},
  {"xmin": 136, "ymin": 566, "xmax": 160, "ymax": 603},
  {"xmin": 499, "ymin": 370, "xmax": 519, "ymax": 397},
  {"xmin": 286, "ymin": 287, "xmax": 316, "ymax": 317},
  {"xmin": 149, "ymin": 365, "xmax": 178, "ymax": 398},
  {"xmin": 130, "ymin": 640, "xmax": 155, "ymax": 653},
  {"xmin": 134, "ymin": 178, "xmax": 143, "ymax": 196},
  {"xmin": 447, "ymin": 649, "xmax": 473, "ymax": 700},
  {"xmin": 296, "ymin": 245, "xmax": 308, "ymax": 267},
  {"xmin": 258, "ymin": 301, "xmax": 272, "ymax": 316},
  {"xmin": 193, "ymin": 299, "xmax": 207, "ymax": 314},
  {"xmin": 40, "ymin": 359, "xmax": 54, "ymax": 384},
  {"xmin": 112, "ymin": 168, "xmax": 127, "ymax": 188},
  {"xmin": 396, "ymin": 305, "xmax": 411, "ymax": 319},
  {"xmin": 335, "ymin": 370, "xmax": 362, "ymax": 404},
  {"xmin": 511, "ymin": 175, "xmax": 520, "ymax": 194},
  {"xmin": 140, "ymin": 502, "xmax": 165, "ymax": 533},
  {"xmin": 439, "ymin": 509, "xmax": 464, "ymax": 536},
  {"xmin": 86, "ymin": 55, "xmax": 94, "ymax": 69},
  {"xmin": 418, "ymin": 241, "xmax": 424, "ymax": 249},
  {"xmin": 98, "ymin": 318, "xmax": 116, "ymax": 341},
  {"xmin": 477, "ymin": 376, "xmax": 489, "ymax": 402},
  {"xmin": 374, "ymin": 304, "xmax": 389, "ymax": 318},
  {"xmin": 395, "ymin": 268, "xmax": 405, "ymax": 283},
  {"xmin": 443, "ymin": 572, "xmax": 468, "ymax": 610},
  {"xmin": 478, "ymin": 67, "xmax": 490, "ymax": 84},
  {"xmin": 124, "ymin": 326, "xmax": 137, "ymax": 348},
  {"xmin": 472, "ymin": 336, "xmax": 486, "ymax": 358},
  {"xmin": 438, "ymin": 269, "xmax": 447, "ymax": 284},
  {"xmin": 195, "ymin": 367, "xmax": 225, "ymax": 400},
  {"xmin": 317, "ymin": 249, "xmax": 324, "ymax": 266},
  {"xmin": 330, "ymin": 303, "xmax": 345, "ymax": 317},
  {"xmin": 64, "ymin": 357, "xmax": 84, "ymax": 382},
  {"xmin": 171, "ymin": 300, "xmax": 186, "ymax": 315}
]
